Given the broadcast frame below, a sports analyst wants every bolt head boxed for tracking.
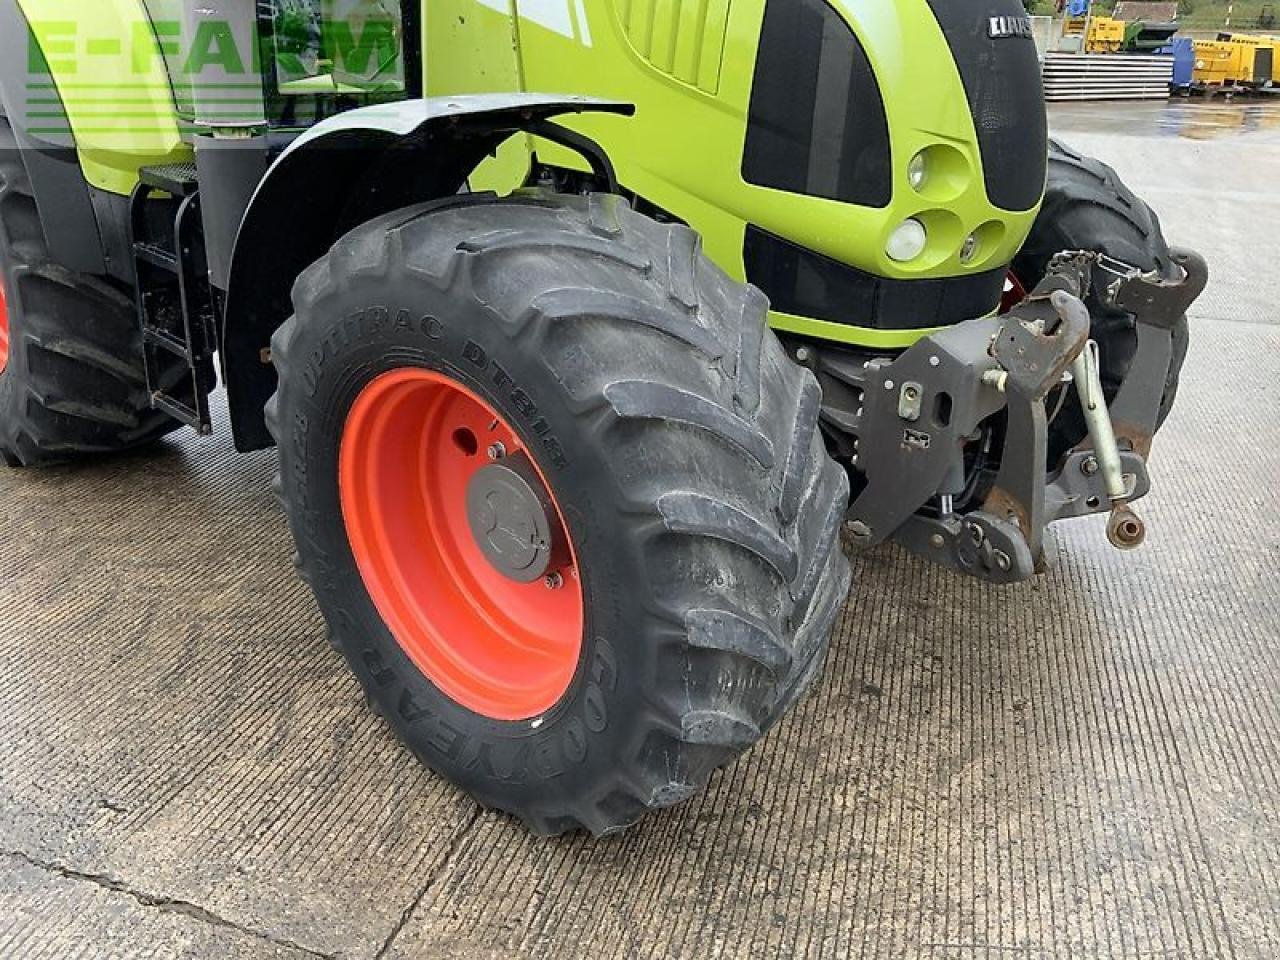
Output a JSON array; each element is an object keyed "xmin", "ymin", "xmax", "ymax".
[
  {"xmin": 487, "ymin": 442, "xmax": 507, "ymax": 461},
  {"xmin": 929, "ymin": 533, "xmax": 945, "ymax": 548},
  {"xmin": 846, "ymin": 520, "xmax": 872, "ymax": 539},
  {"xmin": 884, "ymin": 379, "xmax": 895, "ymax": 391},
  {"xmin": 544, "ymin": 571, "xmax": 564, "ymax": 589},
  {"xmin": 795, "ymin": 347, "xmax": 811, "ymax": 362},
  {"xmin": 994, "ymin": 550, "xmax": 1012, "ymax": 572},
  {"xmin": 1080, "ymin": 455, "xmax": 1099, "ymax": 476}
]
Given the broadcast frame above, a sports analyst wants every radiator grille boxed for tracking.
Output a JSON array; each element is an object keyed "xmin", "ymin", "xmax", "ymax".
[
  {"xmin": 744, "ymin": 226, "xmax": 1007, "ymax": 331},
  {"xmin": 613, "ymin": 0, "xmax": 732, "ymax": 94},
  {"xmin": 924, "ymin": 0, "xmax": 1048, "ymax": 212}
]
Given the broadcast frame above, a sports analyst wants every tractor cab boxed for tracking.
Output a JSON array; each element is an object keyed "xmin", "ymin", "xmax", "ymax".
[{"xmin": 140, "ymin": 0, "xmax": 419, "ymax": 132}]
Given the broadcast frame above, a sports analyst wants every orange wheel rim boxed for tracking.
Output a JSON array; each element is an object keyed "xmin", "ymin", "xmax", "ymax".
[
  {"xmin": 338, "ymin": 368, "xmax": 584, "ymax": 721},
  {"xmin": 0, "ymin": 273, "xmax": 10, "ymax": 375}
]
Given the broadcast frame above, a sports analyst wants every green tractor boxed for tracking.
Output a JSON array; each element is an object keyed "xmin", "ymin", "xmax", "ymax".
[{"xmin": 0, "ymin": 0, "xmax": 1204, "ymax": 834}]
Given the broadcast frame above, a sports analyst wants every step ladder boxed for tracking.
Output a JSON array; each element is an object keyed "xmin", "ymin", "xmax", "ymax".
[{"xmin": 129, "ymin": 163, "xmax": 216, "ymax": 435}]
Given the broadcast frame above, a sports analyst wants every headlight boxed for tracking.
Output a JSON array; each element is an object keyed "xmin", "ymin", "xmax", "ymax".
[
  {"xmin": 886, "ymin": 218, "xmax": 928, "ymax": 262},
  {"xmin": 908, "ymin": 152, "xmax": 929, "ymax": 191}
]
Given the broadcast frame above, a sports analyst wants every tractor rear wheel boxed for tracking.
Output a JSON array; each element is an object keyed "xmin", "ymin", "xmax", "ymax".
[
  {"xmin": 267, "ymin": 191, "xmax": 851, "ymax": 835},
  {"xmin": 0, "ymin": 115, "xmax": 192, "ymax": 466},
  {"xmin": 1014, "ymin": 138, "xmax": 1189, "ymax": 468}
]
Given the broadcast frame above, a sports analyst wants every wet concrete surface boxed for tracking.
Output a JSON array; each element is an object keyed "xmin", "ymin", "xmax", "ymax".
[
  {"xmin": 1048, "ymin": 98, "xmax": 1280, "ymax": 329},
  {"xmin": 1, "ymin": 99, "xmax": 1278, "ymax": 959}
]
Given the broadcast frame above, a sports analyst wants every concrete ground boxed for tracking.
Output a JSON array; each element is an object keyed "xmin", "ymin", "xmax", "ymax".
[{"xmin": 1, "ymin": 99, "xmax": 1278, "ymax": 960}]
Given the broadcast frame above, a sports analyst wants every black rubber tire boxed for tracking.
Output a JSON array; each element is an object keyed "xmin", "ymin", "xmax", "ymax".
[
  {"xmin": 1013, "ymin": 138, "xmax": 1190, "ymax": 467},
  {"xmin": 0, "ymin": 115, "xmax": 189, "ymax": 467},
  {"xmin": 267, "ymin": 190, "xmax": 852, "ymax": 836}
]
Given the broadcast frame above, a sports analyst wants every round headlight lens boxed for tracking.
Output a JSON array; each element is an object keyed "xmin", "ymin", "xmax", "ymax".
[
  {"xmin": 886, "ymin": 218, "xmax": 928, "ymax": 263},
  {"xmin": 908, "ymin": 152, "xmax": 929, "ymax": 191}
]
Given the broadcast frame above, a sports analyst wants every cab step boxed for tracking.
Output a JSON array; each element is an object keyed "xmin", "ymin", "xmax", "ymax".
[{"xmin": 129, "ymin": 163, "xmax": 215, "ymax": 435}]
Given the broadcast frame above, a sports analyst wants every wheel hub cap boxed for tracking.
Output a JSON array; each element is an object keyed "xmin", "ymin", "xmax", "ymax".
[{"xmin": 466, "ymin": 453, "xmax": 568, "ymax": 583}]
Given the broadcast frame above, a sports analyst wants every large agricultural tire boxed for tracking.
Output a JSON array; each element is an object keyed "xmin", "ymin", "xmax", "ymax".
[
  {"xmin": 0, "ymin": 115, "xmax": 189, "ymax": 467},
  {"xmin": 1013, "ymin": 138, "xmax": 1190, "ymax": 468},
  {"xmin": 267, "ymin": 190, "xmax": 852, "ymax": 836}
]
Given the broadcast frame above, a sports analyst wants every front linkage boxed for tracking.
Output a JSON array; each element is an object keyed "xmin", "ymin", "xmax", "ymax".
[{"xmin": 814, "ymin": 247, "xmax": 1208, "ymax": 584}]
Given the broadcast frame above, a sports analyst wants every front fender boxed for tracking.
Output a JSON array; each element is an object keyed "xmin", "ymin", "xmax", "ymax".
[{"xmin": 222, "ymin": 94, "xmax": 631, "ymax": 451}]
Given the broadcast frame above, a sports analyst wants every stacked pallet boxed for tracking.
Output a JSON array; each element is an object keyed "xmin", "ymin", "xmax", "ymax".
[{"xmin": 1042, "ymin": 53, "xmax": 1174, "ymax": 100}]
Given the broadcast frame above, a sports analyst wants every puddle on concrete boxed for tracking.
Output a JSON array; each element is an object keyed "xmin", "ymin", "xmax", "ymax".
[{"xmin": 1049, "ymin": 96, "xmax": 1280, "ymax": 142}]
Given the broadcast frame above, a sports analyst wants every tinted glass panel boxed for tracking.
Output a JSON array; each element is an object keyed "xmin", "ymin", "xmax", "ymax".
[
  {"xmin": 270, "ymin": 0, "xmax": 405, "ymax": 94},
  {"xmin": 742, "ymin": 0, "xmax": 892, "ymax": 209}
]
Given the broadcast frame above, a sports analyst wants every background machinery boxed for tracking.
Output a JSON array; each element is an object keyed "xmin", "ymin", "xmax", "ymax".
[
  {"xmin": 1194, "ymin": 33, "xmax": 1279, "ymax": 87},
  {"xmin": 0, "ymin": 0, "xmax": 1204, "ymax": 834},
  {"xmin": 1084, "ymin": 15, "xmax": 1128, "ymax": 52}
]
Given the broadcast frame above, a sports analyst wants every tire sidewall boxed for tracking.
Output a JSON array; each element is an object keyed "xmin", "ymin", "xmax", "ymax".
[{"xmin": 277, "ymin": 269, "xmax": 659, "ymax": 808}]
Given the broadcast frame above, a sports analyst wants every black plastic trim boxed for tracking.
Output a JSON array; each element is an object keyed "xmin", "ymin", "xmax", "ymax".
[
  {"xmin": 744, "ymin": 225, "xmax": 1006, "ymax": 332},
  {"xmin": 194, "ymin": 134, "xmax": 270, "ymax": 290}
]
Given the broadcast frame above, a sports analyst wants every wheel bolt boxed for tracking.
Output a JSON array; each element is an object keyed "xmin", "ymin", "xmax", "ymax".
[
  {"xmin": 846, "ymin": 520, "xmax": 872, "ymax": 539},
  {"xmin": 487, "ymin": 441, "xmax": 506, "ymax": 461},
  {"xmin": 544, "ymin": 571, "xmax": 564, "ymax": 590}
]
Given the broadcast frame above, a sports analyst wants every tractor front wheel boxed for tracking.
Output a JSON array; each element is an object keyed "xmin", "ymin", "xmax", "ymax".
[{"xmin": 267, "ymin": 191, "xmax": 851, "ymax": 835}]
